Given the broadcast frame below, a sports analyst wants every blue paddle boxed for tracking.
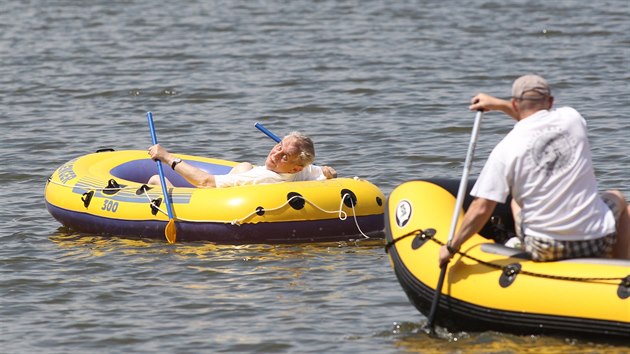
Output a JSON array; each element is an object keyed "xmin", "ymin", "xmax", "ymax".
[
  {"xmin": 426, "ymin": 110, "xmax": 484, "ymax": 333},
  {"xmin": 147, "ymin": 111, "xmax": 177, "ymax": 244},
  {"xmin": 254, "ymin": 122, "xmax": 281, "ymax": 143}
]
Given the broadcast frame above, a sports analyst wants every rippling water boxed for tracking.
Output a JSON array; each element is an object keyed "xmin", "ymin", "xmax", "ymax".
[{"xmin": 2, "ymin": 1, "xmax": 629, "ymax": 353}]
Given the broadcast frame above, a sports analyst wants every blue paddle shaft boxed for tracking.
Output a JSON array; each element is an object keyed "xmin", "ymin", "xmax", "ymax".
[
  {"xmin": 254, "ymin": 122, "xmax": 282, "ymax": 143},
  {"xmin": 147, "ymin": 111, "xmax": 175, "ymax": 220}
]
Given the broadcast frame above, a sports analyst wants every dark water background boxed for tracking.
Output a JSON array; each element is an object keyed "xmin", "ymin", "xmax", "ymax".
[{"xmin": 1, "ymin": 0, "xmax": 629, "ymax": 353}]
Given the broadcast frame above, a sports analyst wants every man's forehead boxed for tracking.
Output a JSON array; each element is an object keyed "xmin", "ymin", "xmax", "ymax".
[
  {"xmin": 281, "ymin": 137, "xmax": 298, "ymax": 150},
  {"xmin": 280, "ymin": 138, "xmax": 301, "ymax": 160}
]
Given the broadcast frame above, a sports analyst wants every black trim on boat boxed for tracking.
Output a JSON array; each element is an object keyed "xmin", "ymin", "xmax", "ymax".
[{"xmin": 389, "ymin": 245, "xmax": 630, "ymax": 339}]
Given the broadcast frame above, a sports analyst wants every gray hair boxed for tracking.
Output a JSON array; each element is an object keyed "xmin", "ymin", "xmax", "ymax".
[{"xmin": 284, "ymin": 131, "xmax": 315, "ymax": 166}]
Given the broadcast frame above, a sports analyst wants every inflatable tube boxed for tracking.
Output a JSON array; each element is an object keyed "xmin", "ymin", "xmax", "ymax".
[
  {"xmin": 45, "ymin": 150, "xmax": 385, "ymax": 243},
  {"xmin": 385, "ymin": 179, "xmax": 630, "ymax": 339}
]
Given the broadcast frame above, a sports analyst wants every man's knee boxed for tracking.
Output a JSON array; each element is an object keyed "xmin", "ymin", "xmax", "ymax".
[
  {"xmin": 147, "ymin": 175, "xmax": 173, "ymax": 187},
  {"xmin": 148, "ymin": 175, "xmax": 161, "ymax": 185},
  {"xmin": 602, "ymin": 190, "xmax": 628, "ymax": 220},
  {"xmin": 603, "ymin": 190, "xmax": 627, "ymax": 205}
]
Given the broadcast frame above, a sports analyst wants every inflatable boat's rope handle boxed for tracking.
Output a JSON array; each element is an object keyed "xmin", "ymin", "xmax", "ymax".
[
  {"xmin": 141, "ymin": 189, "xmax": 370, "ymax": 240},
  {"xmin": 230, "ymin": 193, "xmax": 371, "ymax": 240},
  {"xmin": 387, "ymin": 228, "xmax": 628, "ymax": 283},
  {"xmin": 50, "ymin": 177, "xmax": 372, "ymax": 241}
]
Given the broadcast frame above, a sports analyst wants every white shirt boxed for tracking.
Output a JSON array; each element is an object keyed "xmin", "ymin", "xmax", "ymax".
[
  {"xmin": 471, "ymin": 107, "xmax": 615, "ymax": 240},
  {"xmin": 214, "ymin": 164, "xmax": 327, "ymax": 188}
]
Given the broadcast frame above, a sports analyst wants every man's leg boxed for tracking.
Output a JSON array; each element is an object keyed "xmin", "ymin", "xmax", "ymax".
[
  {"xmin": 148, "ymin": 175, "xmax": 174, "ymax": 187},
  {"xmin": 602, "ymin": 190, "xmax": 630, "ymax": 259}
]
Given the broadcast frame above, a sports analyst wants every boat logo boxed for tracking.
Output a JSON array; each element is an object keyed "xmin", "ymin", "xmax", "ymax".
[{"xmin": 395, "ymin": 200, "xmax": 412, "ymax": 228}]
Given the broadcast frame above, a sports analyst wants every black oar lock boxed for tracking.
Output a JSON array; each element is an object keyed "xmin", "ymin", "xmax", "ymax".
[
  {"xmin": 150, "ymin": 197, "xmax": 162, "ymax": 215},
  {"xmin": 499, "ymin": 263, "xmax": 522, "ymax": 288},
  {"xmin": 81, "ymin": 191, "xmax": 94, "ymax": 208},
  {"xmin": 341, "ymin": 189, "xmax": 357, "ymax": 208},
  {"xmin": 412, "ymin": 228, "xmax": 436, "ymax": 250},
  {"xmin": 136, "ymin": 184, "xmax": 152, "ymax": 195},
  {"xmin": 287, "ymin": 192, "xmax": 305, "ymax": 210},
  {"xmin": 103, "ymin": 179, "xmax": 125, "ymax": 195},
  {"xmin": 618, "ymin": 275, "xmax": 630, "ymax": 299}
]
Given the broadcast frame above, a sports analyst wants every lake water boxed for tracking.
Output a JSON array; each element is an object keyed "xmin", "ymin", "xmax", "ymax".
[{"xmin": 1, "ymin": 0, "xmax": 629, "ymax": 353}]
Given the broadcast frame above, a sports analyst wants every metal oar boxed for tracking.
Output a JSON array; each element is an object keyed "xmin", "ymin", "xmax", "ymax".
[{"xmin": 426, "ymin": 110, "xmax": 484, "ymax": 333}]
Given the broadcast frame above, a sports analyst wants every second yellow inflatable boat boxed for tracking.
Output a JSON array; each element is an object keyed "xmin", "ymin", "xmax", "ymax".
[{"xmin": 385, "ymin": 179, "xmax": 630, "ymax": 339}]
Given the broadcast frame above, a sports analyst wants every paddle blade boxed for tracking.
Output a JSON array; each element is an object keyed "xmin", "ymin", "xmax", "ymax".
[{"xmin": 165, "ymin": 218, "xmax": 177, "ymax": 244}]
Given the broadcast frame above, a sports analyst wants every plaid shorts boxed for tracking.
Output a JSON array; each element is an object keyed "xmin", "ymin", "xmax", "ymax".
[
  {"xmin": 522, "ymin": 193, "xmax": 621, "ymax": 262},
  {"xmin": 524, "ymin": 233, "xmax": 616, "ymax": 261}
]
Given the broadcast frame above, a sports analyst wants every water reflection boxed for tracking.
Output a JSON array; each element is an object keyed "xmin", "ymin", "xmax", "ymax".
[
  {"xmin": 49, "ymin": 228, "xmax": 385, "ymax": 260},
  {"xmin": 389, "ymin": 325, "xmax": 628, "ymax": 353}
]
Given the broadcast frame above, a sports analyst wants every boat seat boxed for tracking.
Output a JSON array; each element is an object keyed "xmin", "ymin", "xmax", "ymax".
[
  {"xmin": 559, "ymin": 257, "xmax": 630, "ymax": 266},
  {"xmin": 481, "ymin": 243, "xmax": 630, "ymax": 266},
  {"xmin": 480, "ymin": 243, "xmax": 531, "ymax": 260}
]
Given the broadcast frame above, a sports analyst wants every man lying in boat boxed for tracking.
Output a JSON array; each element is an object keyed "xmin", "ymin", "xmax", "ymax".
[
  {"xmin": 439, "ymin": 74, "xmax": 630, "ymax": 266},
  {"xmin": 147, "ymin": 131, "xmax": 337, "ymax": 188}
]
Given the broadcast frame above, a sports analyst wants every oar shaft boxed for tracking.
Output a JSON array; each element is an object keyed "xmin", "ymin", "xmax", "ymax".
[
  {"xmin": 427, "ymin": 110, "xmax": 484, "ymax": 332},
  {"xmin": 426, "ymin": 264, "xmax": 447, "ymax": 329},
  {"xmin": 254, "ymin": 122, "xmax": 282, "ymax": 143},
  {"xmin": 446, "ymin": 110, "xmax": 484, "ymax": 244},
  {"xmin": 147, "ymin": 112, "xmax": 175, "ymax": 220}
]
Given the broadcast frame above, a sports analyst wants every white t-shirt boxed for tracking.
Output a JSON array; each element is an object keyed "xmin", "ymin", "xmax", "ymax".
[
  {"xmin": 471, "ymin": 107, "xmax": 616, "ymax": 241},
  {"xmin": 214, "ymin": 164, "xmax": 327, "ymax": 188}
]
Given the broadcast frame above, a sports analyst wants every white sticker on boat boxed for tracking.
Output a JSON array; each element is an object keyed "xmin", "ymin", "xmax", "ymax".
[{"xmin": 395, "ymin": 200, "xmax": 412, "ymax": 228}]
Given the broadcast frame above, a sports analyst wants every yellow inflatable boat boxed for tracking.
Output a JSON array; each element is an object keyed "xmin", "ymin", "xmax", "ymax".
[
  {"xmin": 45, "ymin": 149, "xmax": 385, "ymax": 243},
  {"xmin": 385, "ymin": 179, "xmax": 630, "ymax": 339}
]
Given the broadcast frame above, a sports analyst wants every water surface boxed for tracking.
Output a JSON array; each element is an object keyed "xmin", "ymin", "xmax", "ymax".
[{"xmin": 1, "ymin": 1, "xmax": 628, "ymax": 353}]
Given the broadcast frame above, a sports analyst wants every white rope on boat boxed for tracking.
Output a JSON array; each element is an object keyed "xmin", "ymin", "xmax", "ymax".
[
  {"xmin": 47, "ymin": 178, "xmax": 371, "ymax": 239},
  {"xmin": 344, "ymin": 194, "xmax": 371, "ymax": 240},
  {"xmin": 229, "ymin": 194, "xmax": 347, "ymax": 225}
]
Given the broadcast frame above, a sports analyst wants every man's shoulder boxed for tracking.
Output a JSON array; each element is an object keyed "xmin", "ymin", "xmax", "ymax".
[
  {"xmin": 552, "ymin": 106, "xmax": 587, "ymax": 129},
  {"xmin": 249, "ymin": 166, "xmax": 280, "ymax": 176},
  {"xmin": 294, "ymin": 165, "xmax": 324, "ymax": 181},
  {"xmin": 553, "ymin": 106, "xmax": 581, "ymax": 117}
]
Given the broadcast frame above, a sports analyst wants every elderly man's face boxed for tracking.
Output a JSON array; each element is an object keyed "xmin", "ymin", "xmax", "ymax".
[{"xmin": 265, "ymin": 137, "xmax": 304, "ymax": 174}]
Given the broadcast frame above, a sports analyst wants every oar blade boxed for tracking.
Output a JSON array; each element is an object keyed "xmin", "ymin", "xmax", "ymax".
[{"xmin": 165, "ymin": 218, "xmax": 177, "ymax": 244}]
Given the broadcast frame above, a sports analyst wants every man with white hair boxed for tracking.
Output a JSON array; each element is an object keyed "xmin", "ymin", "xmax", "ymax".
[
  {"xmin": 148, "ymin": 131, "xmax": 337, "ymax": 188},
  {"xmin": 439, "ymin": 74, "xmax": 629, "ymax": 264}
]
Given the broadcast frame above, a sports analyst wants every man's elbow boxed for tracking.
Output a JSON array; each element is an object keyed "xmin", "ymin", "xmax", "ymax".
[{"xmin": 471, "ymin": 197, "xmax": 497, "ymax": 217}]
